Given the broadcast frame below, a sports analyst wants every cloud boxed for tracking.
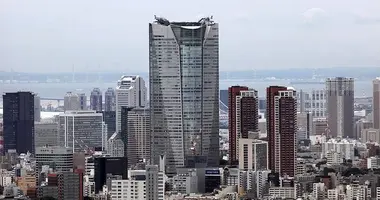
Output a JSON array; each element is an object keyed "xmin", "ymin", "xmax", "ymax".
[{"xmin": 302, "ymin": 8, "xmax": 327, "ymax": 24}]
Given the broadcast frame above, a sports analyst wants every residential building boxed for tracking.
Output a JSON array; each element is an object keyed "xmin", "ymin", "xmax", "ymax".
[
  {"xmin": 3, "ymin": 92, "xmax": 35, "ymax": 154},
  {"xmin": 104, "ymin": 87, "xmax": 116, "ymax": 112},
  {"xmin": 90, "ymin": 88, "xmax": 102, "ymax": 111},
  {"xmin": 35, "ymin": 122, "xmax": 58, "ymax": 148},
  {"xmin": 267, "ymin": 86, "xmax": 297, "ymax": 177},
  {"xmin": 361, "ymin": 128, "xmax": 380, "ymax": 143},
  {"xmin": 312, "ymin": 118, "xmax": 329, "ymax": 136},
  {"xmin": 37, "ymin": 171, "xmax": 82, "ymax": 200},
  {"xmin": 326, "ymin": 77, "xmax": 355, "ymax": 138},
  {"xmin": 115, "ymin": 75, "xmax": 147, "ymax": 133},
  {"xmin": 321, "ymin": 138, "xmax": 355, "ymax": 160},
  {"xmin": 367, "ymin": 156, "xmax": 380, "ymax": 169},
  {"xmin": 149, "ymin": 17, "xmax": 219, "ymax": 176},
  {"xmin": 58, "ymin": 110, "xmax": 105, "ymax": 152},
  {"xmin": 238, "ymin": 138, "xmax": 268, "ymax": 171},
  {"xmin": 228, "ymin": 86, "xmax": 258, "ymax": 164},
  {"xmin": 110, "ymin": 166, "xmax": 165, "ymax": 200},
  {"xmin": 374, "ymin": 78, "xmax": 380, "ymax": 129}
]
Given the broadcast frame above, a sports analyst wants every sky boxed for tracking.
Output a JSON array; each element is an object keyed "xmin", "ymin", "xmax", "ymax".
[{"xmin": 1, "ymin": 0, "xmax": 380, "ymax": 73}]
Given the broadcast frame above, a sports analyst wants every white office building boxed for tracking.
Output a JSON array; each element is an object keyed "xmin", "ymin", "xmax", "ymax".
[
  {"xmin": 297, "ymin": 89, "xmax": 327, "ymax": 118},
  {"xmin": 115, "ymin": 75, "xmax": 147, "ymax": 133},
  {"xmin": 238, "ymin": 138, "xmax": 268, "ymax": 171}
]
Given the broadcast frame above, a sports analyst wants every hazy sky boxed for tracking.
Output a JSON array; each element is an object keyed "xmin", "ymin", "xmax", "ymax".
[{"xmin": 1, "ymin": 0, "xmax": 380, "ymax": 73}]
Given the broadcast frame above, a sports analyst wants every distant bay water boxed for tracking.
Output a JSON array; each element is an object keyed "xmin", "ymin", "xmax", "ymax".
[{"xmin": 0, "ymin": 79, "xmax": 373, "ymax": 101}]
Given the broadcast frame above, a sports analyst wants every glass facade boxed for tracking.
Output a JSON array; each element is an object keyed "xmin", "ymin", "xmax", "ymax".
[{"xmin": 149, "ymin": 18, "xmax": 219, "ymax": 176}]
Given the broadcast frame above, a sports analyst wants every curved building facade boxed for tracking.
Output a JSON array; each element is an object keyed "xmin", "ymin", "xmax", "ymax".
[{"xmin": 149, "ymin": 17, "xmax": 219, "ymax": 175}]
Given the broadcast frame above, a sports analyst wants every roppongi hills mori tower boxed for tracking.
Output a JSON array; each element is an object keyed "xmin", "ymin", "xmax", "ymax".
[{"xmin": 149, "ymin": 16, "xmax": 219, "ymax": 176}]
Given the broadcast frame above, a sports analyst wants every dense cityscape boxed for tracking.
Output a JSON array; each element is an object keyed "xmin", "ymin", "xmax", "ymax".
[{"xmin": 0, "ymin": 16, "xmax": 380, "ymax": 200}]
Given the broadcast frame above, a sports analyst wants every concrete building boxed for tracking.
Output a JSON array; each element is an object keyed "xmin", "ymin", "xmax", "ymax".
[
  {"xmin": 367, "ymin": 156, "xmax": 380, "ymax": 169},
  {"xmin": 58, "ymin": 110, "xmax": 105, "ymax": 153},
  {"xmin": 297, "ymin": 89, "xmax": 327, "ymax": 118},
  {"xmin": 90, "ymin": 88, "xmax": 102, "ymax": 111},
  {"xmin": 149, "ymin": 17, "xmax": 219, "ymax": 176},
  {"xmin": 115, "ymin": 75, "xmax": 147, "ymax": 133},
  {"xmin": 35, "ymin": 146, "xmax": 73, "ymax": 184},
  {"xmin": 238, "ymin": 138, "xmax": 268, "ymax": 171},
  {"xmin": 37, "ymin": 171, "xmax": 82, "ymax": 200},
  {"xmin": 297, "ymin": 112, "xmax": 312, "ymax": 141},
  {"xmin": 2, "ymin": 92, "xmax": 35, "ymax": 154},
  {"xmin": 312, "ymin": 118, "xmax": 329, "ymax": 136},
  {"xmin": 361, "ymin": 128, "xmax": 380, "ymax": 143},
  {"xmin": 64, "ymin": 92, "xmax": 80, "ymax": 111},
  {"xmin": 267, "ymin": 86, "xmax": 297, "ymax": 177},
  {"xmin": 326, "ymin": 77, "xmax": 355, "ymax": 138},
  {"xmin": 107, "ymin": 132, "xmax": 124, "ymax": 157},
  {"xmin": 110, "ymin": 166, "xmax": 165, "ymax": 200},
  {"xmin": 104, "ymin": 87, "xmax": 116, "ymax": 112},
  {"xmin": 34, "ymin": 95, "xmax": 41, "ymax": 122},
  {"xmin": 321, "ymin": 138, "xmax": 355, "ymax": 160},
  {"xmin": 34, "ymin": 122, "xmax": 58, "ymax": 148},
  {"xmin": 356, "ymin": 119, "xmax": 373, "ymax": 140},
  {"xmin": 374, "ymin": 78, "xmax": 380, "ymax": 129},
  {"xmin": 125, "ymin": 108, "xmax": 151, "ymax": 167},
  {"xmin": 228, "ymin": 86, "xmax": 258, "ymax": 164}
]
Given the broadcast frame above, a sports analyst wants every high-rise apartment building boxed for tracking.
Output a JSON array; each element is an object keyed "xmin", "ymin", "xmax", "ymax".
[
  {"xmin": 326, "ymin": 77, "xmax": 354, "ymax": 138},
  {"xmin": 58, "ymin": 111, "xmax": 105, "ymax": 152},
  {"xmin": 126, "ymin": 108, "xmax": 151, "ymax": 167},
  {"xmin": 373, "ymin": 78, "xmax": 380, "ymax": 129},
  {"xmin": 149, "ymin": 17, "xmax": 219, "ymax": 175},
  {"xmin": 34, "ymin": 95, "xmax": 41, "ymax": 122},
  {"xmin": 238, "ymin": 138, "xmax": 268, "ymax": 171},
  {"xmin": 267, "ymin": 86, "xmax": 297, "ymax": 177},
  {"xmin": 115, "ymin": 75, "xmax": 147, "ymax": 133},
  {"xmin": 297, "ymin": 89, "xmax": 326, "ymax": 118},
  {"xmin": 3, "ymin": 92, "xmax": 35, "ymax": 154},
  {"xmin": 228, "ymin": 86, "xmax": 258, "ymax": 164},
  {"xmin": 104, "ymin": 87, "xmax": 116, "ymax": 112},
  {"xmin": 90, "ymin": 88, "xmax": 102, "ymax": 111}
]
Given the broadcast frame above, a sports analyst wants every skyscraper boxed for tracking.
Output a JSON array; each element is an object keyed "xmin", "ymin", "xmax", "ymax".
[
  {"xmin": 3, "ymin": 92, "xmax": 35, "ymax": 154},
  {"xmin": 326, "ymin": 77, "xmax": 354, "ymax": 138},
  {"xmin": 228, "ymin": 86, "xmax": 258, "ymax": 164},
  {"xmin": 297, "ymin": 89, "xmax": 326, "ymax": 118},
  {"xmin": 64, "ymin": 92, "xmax": 80, "ymax": 111},
  {"xmin": 78, "ymin": 93, "xmax": 87, "ymax": 110},
  {"xmin": 90, "ymin": 88, "xmax": 102, "ymax": 111},
  {"xmin": 126, "ymin": 108, "xmax": 151, "ymax": 167},
  {"xmin": 115, "ymin": 75, "xmax": 147, "ymax": 133},
  {"xmin": 373, "ymin": 78, "xmax": 380, "ymax": 129},
  {"xmin": 104, "ymin": 87, "xmax": 116, "ymax": 112},
  {"xmin": 149, "ymin": 16, "xmax": 219, "ymax": 175},
  {"xmin": 58, "ymin": 110, "xmax": 105, "ymax": 152},
  {"xmin": 267, "ymin": 86, "xmax": 297, "ymax": 177}
]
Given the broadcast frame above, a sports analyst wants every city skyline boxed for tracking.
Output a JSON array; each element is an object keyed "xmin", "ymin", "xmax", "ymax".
[{"xmin": 2, "ymin": 0, "xmax": 380, "ymax": 73}]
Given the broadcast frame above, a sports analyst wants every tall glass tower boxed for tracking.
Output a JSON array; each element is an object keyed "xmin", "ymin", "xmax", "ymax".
[{"xmin": 149, "ymin": 16, "xmax": 219, "ymax": 175}]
